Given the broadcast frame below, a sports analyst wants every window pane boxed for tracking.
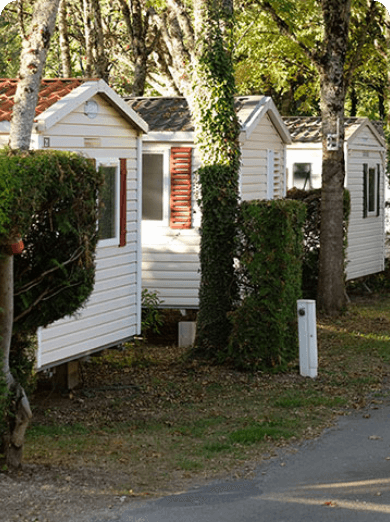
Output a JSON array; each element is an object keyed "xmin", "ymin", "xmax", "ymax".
[
  {"xmin": 293, "ymin": 163, "xmax": 311, "ymax": 190},
  {"xmin": 143, "ymin": 154, "xmax": 163, "ymax": 220},
  {"xmin": 99, "ymin": 166, "xmax": 117, "ymax": 240},
  {"xmin": 368, "ymin": 167, "xmax": 376, "ymax": 213}
]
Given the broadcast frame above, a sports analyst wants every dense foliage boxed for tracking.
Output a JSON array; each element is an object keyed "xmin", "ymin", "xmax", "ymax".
[
  {"xmin": 287, "ymin": 188, "xmax": 351, "ymax": 299},
  {"xmin": 227, "ymin": 199, "xmax": 306, "ymax": 371},
  {"xmin": 191, "ymin": 0, "xmax": 241, "ymax": 356},
  {"xmin": 0, "ymin": 148, "xmax": 104, "ymax": 334}
]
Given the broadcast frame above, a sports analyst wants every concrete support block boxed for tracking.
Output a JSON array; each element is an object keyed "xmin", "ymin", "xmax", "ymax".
[{"xmin": 178, "ymin": 321, "xmax": 196, "ymax": 348}]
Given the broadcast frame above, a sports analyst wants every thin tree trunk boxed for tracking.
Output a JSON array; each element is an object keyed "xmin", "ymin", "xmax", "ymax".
[
  {"xmin": 59, "ymin": 0, "xmax": 72, "ymax": 77},
  {"xmin": 0, "ymin": 249, "xmax": 32, "ymax": 469},
  {"xmin": 3, "ymin": 0, "xmax": 60, "ymax": 468},
  {"xmin": 91, "ymin": 0, "xmax": 108, "ymax": 80},
  {"xmin": 83, "ymin": 0, "xmax": 94, "ymax": 77}
]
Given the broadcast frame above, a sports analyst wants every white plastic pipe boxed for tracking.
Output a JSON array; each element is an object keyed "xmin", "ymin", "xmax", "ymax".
[{"xmin": 297, "ymin": 299, "xmax": 318, "ymax": 378}]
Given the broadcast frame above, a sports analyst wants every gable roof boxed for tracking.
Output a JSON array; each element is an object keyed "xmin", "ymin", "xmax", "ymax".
[
  {"xmin": 283, "ymin": 116, "xmax": 385, "ymax": 147},
  {"xmin": 0, "ymin": 78, "xmax": 148, "ymax": 133},
  {"xmin": 126, "ymin": 95, "xmax": 291, "ymax": 143}
]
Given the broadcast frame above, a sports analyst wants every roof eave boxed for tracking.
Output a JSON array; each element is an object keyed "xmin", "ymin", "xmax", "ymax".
[
  {"xmin": 242, "ymin": 97, "xmax": 291, "ymax": 144},
  {"xmin": 36, "ymin": 79, "xmax": 148, "ymax": 134}
]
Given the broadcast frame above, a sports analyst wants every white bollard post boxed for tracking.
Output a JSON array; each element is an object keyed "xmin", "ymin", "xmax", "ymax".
[{"xmin": 297, "ymin": 299, "xmax": 318, "ymax": 378}]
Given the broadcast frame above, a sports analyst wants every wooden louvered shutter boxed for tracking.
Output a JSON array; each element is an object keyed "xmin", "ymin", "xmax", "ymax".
[
  {"xmin": 363, "ymin": 163, "xmax": 368, "ymax": 219},
  {"xmin": 377, "ymin": 164, "xmax": 381, "ymax": 217},
  {"xmin": 170, "ymin": 147, "xmax": 192, "ymax": 229},
  {"xmin": 119, "ymin": 158, "xmax": 127, "ymax": 247}
]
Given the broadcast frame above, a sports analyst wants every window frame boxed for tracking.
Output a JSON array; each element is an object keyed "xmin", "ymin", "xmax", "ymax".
[
  {"xmin": 97, "ymin": 158, "xmax": 120, "ymax": 247},
  {"xmin": 142, "ymin": 149, "xmax": 170, "ymax": 226},
  {"xmin": 293, "ymin": 162, "xmax": 312, "ymax": 190},
  {"xmin": 363, "ymin": 162, "xmax": 380, "ymax": 218}
]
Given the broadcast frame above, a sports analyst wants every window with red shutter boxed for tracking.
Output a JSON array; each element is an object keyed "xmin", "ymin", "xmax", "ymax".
[{"xmin": 170, "ymin": 147, "xmax": 192, "ymax": 229}]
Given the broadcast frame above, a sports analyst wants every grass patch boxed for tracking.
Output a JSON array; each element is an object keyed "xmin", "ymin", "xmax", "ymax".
[{"xmin": 25, "ymin": 294, "xmax": 390, "ymax": 494}]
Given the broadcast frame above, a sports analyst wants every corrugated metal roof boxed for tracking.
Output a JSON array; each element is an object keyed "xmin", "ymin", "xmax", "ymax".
[
  {"xmin": 125, "ymin": 95, "xmax": 267, "ymax": 132},
  {"xmin": 0, "ymin": 78, "xmax": 89, "ymax": 122}
]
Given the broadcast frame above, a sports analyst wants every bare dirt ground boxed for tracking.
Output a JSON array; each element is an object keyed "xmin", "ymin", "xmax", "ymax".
[{"xmin": 2, "ymin": 303, "xmax": 389, "ymax": 522}]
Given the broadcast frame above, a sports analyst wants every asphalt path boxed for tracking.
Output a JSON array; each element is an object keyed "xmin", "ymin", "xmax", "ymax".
[{"xmin": 83, "ymin": 398, "xmax": 390, "ymax": 522}]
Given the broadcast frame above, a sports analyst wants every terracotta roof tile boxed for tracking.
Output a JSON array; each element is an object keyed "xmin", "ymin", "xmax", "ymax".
[{"xmin": 0, "ymin": 78, "xmax": 87, "ymax": 122}]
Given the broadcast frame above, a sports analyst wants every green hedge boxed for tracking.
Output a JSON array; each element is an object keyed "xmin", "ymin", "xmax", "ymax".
[
  {"xmin": 286, "ymin": 188, "xmax": 350, "ymax": 299},
  {"xmin": 227, "ymin": 199, "xmax": 306, "ymax": 371},
  {"xmin": 0, "ymin": 149, "xmax": 103, "ymax": 393}
]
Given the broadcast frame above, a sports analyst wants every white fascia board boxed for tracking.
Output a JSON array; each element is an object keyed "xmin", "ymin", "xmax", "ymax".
[
  {"xmin": 36, "ymin": 80, "xmax": 148, "ymax": 134},
  {"xmin": 143, "ymin": 131, "xmax": 194, "ymax": 143},
  {"xmin": 35, "ymin": 81, "xmax": 101, "ymax": 132},
  {"xmin": 346, "ymin": 118, "xmax": 386, "ymax": 149},
  {"xmin": 96, "ymin": 79, "xmax": 148, "ymax": 133},
  {"xmin": 242, "ymin": 96, "xmax": 292, "ymax": 144}
]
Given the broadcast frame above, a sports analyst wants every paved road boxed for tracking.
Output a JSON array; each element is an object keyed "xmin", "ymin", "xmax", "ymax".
[{"xmin": 85, "ymin": 399, "xmax": 390, "ymax": 522}]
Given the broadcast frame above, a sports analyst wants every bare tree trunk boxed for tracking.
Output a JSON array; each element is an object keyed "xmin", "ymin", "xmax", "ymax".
[
  {"xmin": 317, "ymin": 0, "xmax": 351, "ymax": 314},
  {"xmin": 0, "ymin": 248, "xmax": 32, "ymax": 469},
  {"xmin": 9, "ymin": 0, "xmax": 61, "ymax": 150},
  {"xmin": 118, "ymin": 0, "xmax": 157, "ymax": 96},
  {"xmin": 3, "ymin": 0, "xmax": 60, "ymax": 468},
  {"xmin": 59, "ymin": 0, "xmax": 72, "ymax": 77},
  {"xmin": 91, "ymin": 0, "xmax": 108, "ymax": 80},
  {"xmin": 83, "ymin": 0, "xmax": 94, "ymax": 77}
]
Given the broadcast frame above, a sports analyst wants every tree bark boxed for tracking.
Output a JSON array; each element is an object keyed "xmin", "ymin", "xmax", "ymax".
[
  {"xmin": 9, "ymin": 0, "xmax": 61, "ymax": 150},
  {"xmin": 317, "ymin": 0, "xmax": 351, "ymax": 314},
  {"xmin": 3, "ymin": 0, "xmax": 60, "ymax": 468},
  {"xmin": 83, "ymin": 0, "xmax": 94, "ymax": 77},
  {"xmin": 59, "ymin": 0, "xmax": 72, "ymax": 77},
  {"xmin": 0, "ymin": 248, "xmax": 32, "ymax": 469}
]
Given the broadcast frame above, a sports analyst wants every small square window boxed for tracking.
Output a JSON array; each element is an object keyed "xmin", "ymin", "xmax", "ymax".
[{"xmin": 293, "ymin": 163, "xmax": 312, "ymax": 190}]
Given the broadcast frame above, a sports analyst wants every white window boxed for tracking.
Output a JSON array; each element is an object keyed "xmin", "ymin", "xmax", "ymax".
[
  {"xmin": 142, "ymin": 151, "xmax": 169, "ymax": 224},
  {"xmin": 98, "ymin": 159, "xmax": 120, "ymax": 246},
  {"xmin": 363, "ymin": 163, "xmax": 380, "ymax": 218}
]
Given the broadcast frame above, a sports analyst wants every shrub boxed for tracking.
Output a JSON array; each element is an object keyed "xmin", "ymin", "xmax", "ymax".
[
  {"xmin": 286, "ymin": 188, "xmax": 350, "ymax": 299},
  {"xmin": 0, "ymin": 148, "xmax": 103, "ymax": 387},
  {"xmin": 227, "ymin": 199, "xmax": 306, "ymax": 371}
]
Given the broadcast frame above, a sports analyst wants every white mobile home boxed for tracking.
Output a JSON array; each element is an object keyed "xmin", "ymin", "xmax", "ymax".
[
  {"xmin": 126, "ymin": 96, "xmax": 291, "ymax": 309},
  {"xmin": 0, "ymin": 78, "xmax": 148, "ymax": 370},
  {"xmin": 283, "ymin": 116, "xmax": 386, "ymax": 281}
]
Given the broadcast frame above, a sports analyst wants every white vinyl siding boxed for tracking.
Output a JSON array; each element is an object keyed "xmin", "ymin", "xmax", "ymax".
[
  {"xmin": 141, "ymin": 111, "xmax": 288, "ymax": 309},
  {"xmin": 37, "ymin": 94, "xmax": 141, "ymax": 369},
  {"xmin": 240, "ymin": 113, "xmax": 286, "ymax": 201},
  {"xmin": 141, "ymin": 142, "xmax": 201, "ymax": 308},
  {"xmin": 286, "ymin": 122, "xmax": 385, "ymax": 282}
]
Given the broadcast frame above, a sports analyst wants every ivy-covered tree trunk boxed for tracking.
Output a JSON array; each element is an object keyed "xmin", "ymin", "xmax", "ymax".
[
  {"xmin": 189, "ymin": 0, "xmax": 241, "ymax": 356},
  {"xmin": 317, "ymin": 0, "xmax": 351, "ymax": 313}
]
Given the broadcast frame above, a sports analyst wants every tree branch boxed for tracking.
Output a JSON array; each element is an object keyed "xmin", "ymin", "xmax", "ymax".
[{"xmin": 258, "ymin": 0, "xmax": 321, "ymax": 67}]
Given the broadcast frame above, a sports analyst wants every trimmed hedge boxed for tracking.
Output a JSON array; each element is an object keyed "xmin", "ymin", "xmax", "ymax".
[
  {"xmin": 286, "ymin": 188, "xmax": 350, "ymax": 299},
  {"xmin": 227, "ymin": 199, "xmax": 306, "ymax": 371}
]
